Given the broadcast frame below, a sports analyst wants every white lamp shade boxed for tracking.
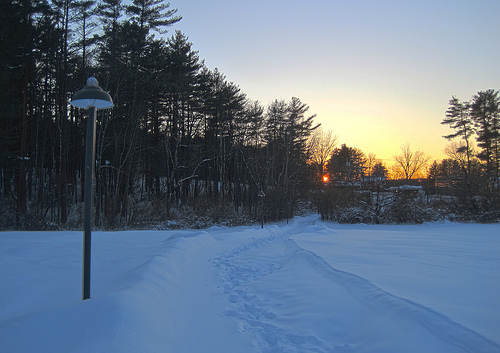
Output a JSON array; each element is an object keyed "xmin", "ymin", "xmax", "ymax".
[{"xmin": 70, "ymin": 77, "xmax": 114, "ymax": 109}]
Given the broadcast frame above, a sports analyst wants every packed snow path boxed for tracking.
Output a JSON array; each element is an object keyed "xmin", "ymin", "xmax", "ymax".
[
  {"xmin": 1, "ymin": 216, "xmax": 499, "ymax": 352},
  {"xmin": 212, "ymin": 217, "xmax": 499, "ymax": 353}
]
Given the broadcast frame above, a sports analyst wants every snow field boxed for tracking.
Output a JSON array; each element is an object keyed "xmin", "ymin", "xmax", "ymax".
[{"xmin": 1, "ymin": 216, "xmax": 499, "ymax": 352}]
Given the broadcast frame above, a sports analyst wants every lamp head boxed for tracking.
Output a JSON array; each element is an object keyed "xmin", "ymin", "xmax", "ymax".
[{"xmin": 70, "ymin": 77, "xmax": 113, "ymax": 109}]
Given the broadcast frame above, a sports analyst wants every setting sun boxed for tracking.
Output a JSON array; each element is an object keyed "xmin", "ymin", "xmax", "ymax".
[{"xmin": 322, "ymin": 175, "xmax": 329, "ymax": 183}]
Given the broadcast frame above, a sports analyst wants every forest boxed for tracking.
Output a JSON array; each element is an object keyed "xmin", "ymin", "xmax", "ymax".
[{"xmin": 1, "ymin": 0, "xmax": 499, "ymax": 230}]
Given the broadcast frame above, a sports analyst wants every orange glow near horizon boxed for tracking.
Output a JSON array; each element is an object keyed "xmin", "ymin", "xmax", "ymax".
[
  {"xmin": 323, "ymin": 175, "xmax": 329, "ymax": 183},
  {"xmin": 172, "ymin": 2, "xmax": 498, "ymax": 167}
]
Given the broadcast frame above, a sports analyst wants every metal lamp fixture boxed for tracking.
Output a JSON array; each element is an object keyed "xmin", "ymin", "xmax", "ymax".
[
  {"xmin": 71, "ymin": 77, "xmax": 113, "ymax": 109},
  {"xmin": 70, "ymin": 77, "xmax": 113, "ymax": 300}
]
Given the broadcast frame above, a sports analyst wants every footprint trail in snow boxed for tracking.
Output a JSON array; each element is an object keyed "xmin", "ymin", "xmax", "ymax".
[{"xmin": 211, "ymin": 217, "xmax": 500, "ymax": 353}]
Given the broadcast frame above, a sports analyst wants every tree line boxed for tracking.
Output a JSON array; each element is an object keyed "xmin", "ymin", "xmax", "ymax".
[
  {"xmin": 316, "ymin": 90, "xmax": 500, "ymax": 224},
  {"xmin": 1, "ymin": 0, "xmax": 321, "ymax": 229},
  {"xmin": 1, "ymin": 0, "xmax": 499, "ymax": 229},
  {"xmin": 436, "ymin": 90, "xmax": 500, "ymax": 196}
]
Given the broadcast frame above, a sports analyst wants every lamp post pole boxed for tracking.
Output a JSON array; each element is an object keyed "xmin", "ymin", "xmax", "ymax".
[
  {"xmin": 83, "ymin": 106, "xmax": 96, "ymax": 300},
  {"xmin": 70, "ymin": 77, "xmax": 113, "ymax": 300},
  {"xmin": 258, "ymin": 190, "xmax": 265, "ymax": 229}
]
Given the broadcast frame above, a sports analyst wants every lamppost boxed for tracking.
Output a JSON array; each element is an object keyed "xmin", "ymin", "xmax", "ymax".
[
  {"xmin": 258, "ymin": 190, "xmax": 265, "ymax": 228},
  {"xmin": 70, "ymin": 77, "xmax": 113, "ymax": 300}
]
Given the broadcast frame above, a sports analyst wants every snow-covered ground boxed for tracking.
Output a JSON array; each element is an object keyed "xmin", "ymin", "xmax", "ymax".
[{"xmin": 1, "ymin": 216, "xmax": 499, "ymax": 352}]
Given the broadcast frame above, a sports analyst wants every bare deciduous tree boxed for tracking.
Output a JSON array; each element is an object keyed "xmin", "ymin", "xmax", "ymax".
[
  {"xmin": 393, "ymin": 144, "xmax": 430, "ymax": 180},
  {"xmin": 307, "ymin": 128, "xmax": 338, "ymax": 176}
]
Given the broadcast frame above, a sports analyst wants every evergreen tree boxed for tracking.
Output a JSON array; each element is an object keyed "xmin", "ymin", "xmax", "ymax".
[
  {"xmin": 72, "ymin": 0, "xmax": 99, "ymax": 78},
  {"xmin": 371, "ymin": 161, "xmax": 388, "ymax": 179},
  {"xmin": 470, "ymin": 89, "xmax": 500, "ymax": 191},
  {"xmin": 262, "ymin": 98, "xmax": 318, "ymax": 219},
  {"xmin": 126, "ymin": 0, "xmax": 181, "ymax": 36},
  {"xmin": 199, "ymin": 68, "xmax": 246, "ymax": 198},
  {"xmin": 0, "ymin": 0, "xmax": 61, "ymax": 226},
  {"xmin": 241, "ymin": 100, "xmax": 265, "ymax": 148},
  {"xmin": 327, "ymin": 144, "xmax": 367, "ymax": 182},
  {"xmin": 162, "ymin": 31, "xmax": 203, "ymax": 203},
  {"xmin": 442, "ymin": 96, "xmax": 475, "ymax": 192},
  {"xmin": 0, "ymin": 0, "xmax": 34, "ymax": 225},
  {"xmin": 0, "ymin": 1, "xmax": 323, "ymax": 229}
]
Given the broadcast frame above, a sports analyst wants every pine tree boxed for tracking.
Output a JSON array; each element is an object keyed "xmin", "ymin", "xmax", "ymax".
[
  {"xmin": 442, "ymin": 96, "xmax": 475, "ymax": 193},
  {"xmin": 470, "ymin": 89, "xmax": 500, "ymax": 191},
  {"xmin": 0, "ymin": 0, "xmax": 34, "ymax": 226},
  {"xmin": 126, "ymin": 0, "xmax": 181, "ymax": 36},
  {"xmin": 162, "ymin": 31, "xmax": 203, "ymax": 203},
  {"xmin": 327, "ymin": 144, "xmax": 367, "ymax": 182}
]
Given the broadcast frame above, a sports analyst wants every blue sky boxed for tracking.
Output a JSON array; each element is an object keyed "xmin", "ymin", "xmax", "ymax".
[{"xmin": 169, "ymin": 0, "xmax": 500, "ymax": 162}]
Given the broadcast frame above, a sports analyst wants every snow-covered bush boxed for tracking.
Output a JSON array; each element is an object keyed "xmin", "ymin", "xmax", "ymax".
[{"xmin": 445, "ymin": 196, "xmax": 500, "ymax": 223}]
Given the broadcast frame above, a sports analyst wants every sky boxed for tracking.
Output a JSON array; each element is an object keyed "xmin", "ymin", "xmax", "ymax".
[{"xmin": 168, "ymin": 0, "xmax": 500, "ymax": 162}]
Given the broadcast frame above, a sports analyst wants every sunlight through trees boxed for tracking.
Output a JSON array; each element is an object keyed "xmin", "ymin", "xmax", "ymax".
[{"xmin": 1, "ymin": 1, "xmax": 499, "ymax": 228}]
